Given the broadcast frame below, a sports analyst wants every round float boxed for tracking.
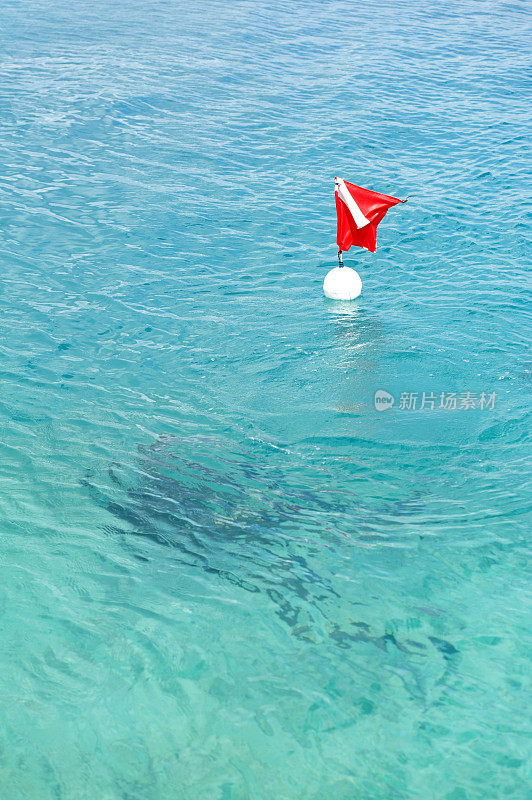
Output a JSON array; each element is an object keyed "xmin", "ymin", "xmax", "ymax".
[{"xmin": 323, "ymin": 266, "xmax": 362, "ymax": 301}]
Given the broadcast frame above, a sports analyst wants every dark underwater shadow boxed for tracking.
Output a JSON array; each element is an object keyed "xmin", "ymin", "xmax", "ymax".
[{"xmin": 81, "ymin": 434, "xmax": 459, "ymax": 699}]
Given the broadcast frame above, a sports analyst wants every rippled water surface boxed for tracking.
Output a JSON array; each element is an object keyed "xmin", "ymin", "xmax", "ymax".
[{"xmin": 0, "ymin": 0, "xmax": 530, "ymax": 797}]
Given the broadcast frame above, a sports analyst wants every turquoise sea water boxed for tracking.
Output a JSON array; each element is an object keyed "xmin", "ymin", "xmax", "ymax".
[{"xmin": 0, "ymin": 0, "xmax": 530, "ymax": 797}]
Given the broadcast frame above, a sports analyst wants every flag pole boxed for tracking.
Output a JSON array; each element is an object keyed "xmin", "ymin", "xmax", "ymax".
[{"xmin": 337, "ymin": 248, "xmax": 343, "ymax": 268}]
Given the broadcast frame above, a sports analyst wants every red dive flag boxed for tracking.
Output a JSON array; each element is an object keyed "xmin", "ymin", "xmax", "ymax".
[{"xmin": 335, "ymin": 177, "xmax": 404, "ymax": 253}]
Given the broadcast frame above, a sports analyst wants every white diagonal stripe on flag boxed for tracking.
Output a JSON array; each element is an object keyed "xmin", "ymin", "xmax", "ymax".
[{"xmin": 336, "ymin": 178, "xmax": 371, "ymax": 229}]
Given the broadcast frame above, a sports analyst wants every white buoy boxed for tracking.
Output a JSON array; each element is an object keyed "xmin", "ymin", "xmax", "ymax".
[{"xmin": 323, "ymin": 266, "xmax": 362, "ymax": 301}]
